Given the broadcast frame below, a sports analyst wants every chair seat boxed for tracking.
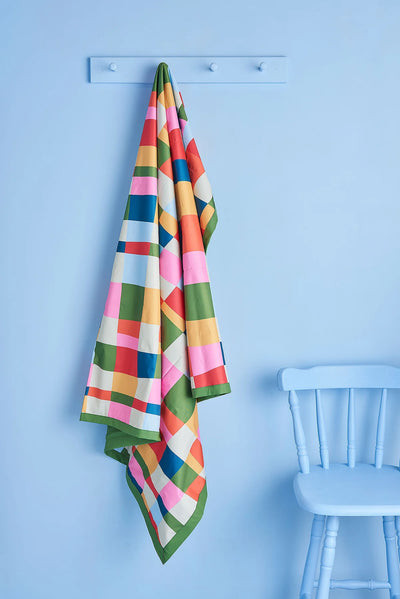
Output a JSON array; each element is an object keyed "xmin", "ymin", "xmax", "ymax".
[{"xmin": 294, "ymin": 463, "xmax": 400, "ymax": 516}]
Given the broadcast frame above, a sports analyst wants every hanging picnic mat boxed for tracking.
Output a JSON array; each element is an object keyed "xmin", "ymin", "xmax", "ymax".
[{"xmin": 80, "ymin": 62, "xmax": 231, "ymax": 563}]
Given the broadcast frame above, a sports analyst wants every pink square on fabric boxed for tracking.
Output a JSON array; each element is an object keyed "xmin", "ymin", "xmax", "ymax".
[
  {"xmin": 159, "ymin": 481, "xmax": 184, "ymax": 511},
  {"xmin": 117, "ymin": 333, "xmax": 139, "ymax": 350},
  {"xmin": 86, "ymin": 363, "xmax": 93, "ymax": 386},
  {"xmin": 160, "ymin": 249, "xmax": 182, "ymax": 286},
  {"xmin": 130, "ymin": 176, "xmax": 158, "ymax": 196},
  {"xmin": 148, "ymin": 378, "xmax": 161, "ymax": 405},
  {"xmin": 166, "ymin": 106, "xmax": 179, "ymax": 132},
  {"xmin": 160, "ymin": 418, "xmax": 173, "ymax": 443},
  {"xmin": 104, "ymin": 282, "xmax": 122, "ymax": 318},
  {"xmin": 108, "ymin": 401, "xmax": 131, "ymax": 424},
  {"xmin": 182, "ymin": 251, "xmax": 209, "ymax": 285},
  {"xmin": 129, "ymin": 455, "xmax": 146, "ymax": 490},
  {"xmin": 146, "ymin": 106, "xmax": 157, "ymax": 120},
  {"xmin": 188, "ymin": 342, "xmax": 224, "ymax": 377},
  {"xmin": 179, "ymin": 118, "xmax": 187, "ymax": 133},
  {"xmin": 161, "ymin": 356, "xmax": 183, "ymax": 398}
]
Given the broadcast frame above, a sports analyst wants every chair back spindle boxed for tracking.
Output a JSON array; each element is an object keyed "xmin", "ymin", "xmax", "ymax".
[
  {"xmin": 289, "ymin": 390, "xmax": 310, "ymax": 474},
  {"xmin": 315, "ymin": 390, "xmax": 329, "ymax": 469},
  {"xmin": 347, "ymin": 388, "xmax": 355, "ymax": 468},
  {"xmin": 375, "ymin": 388, "xmax": 387, "ymax": 469}
]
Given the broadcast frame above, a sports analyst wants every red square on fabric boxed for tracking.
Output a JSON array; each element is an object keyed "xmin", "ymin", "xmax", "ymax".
[
  {"xmin": 164, "ymin": 287, "xmax": 185, "ymax": 319},
  {"xmin": 193, "ymin": 365, "xmax": 228, "ymax": 388},
  {"xmin": 140, "ymin": 119, "xmax": 157, "ymax": 146},
  {"xmin": 190, "ymin": 439, "xmax": 204, "ymax": 468},
  {"xmin": 118, "ymin": 319, "xmax": 141, "ymax": 338},
  {"xmin": 115, "ymin": 346, "xmax": 138, "ymax": 377},
  {"xmin": 168, "ymin": 129, "xmax": 186, "ymax": 160}
]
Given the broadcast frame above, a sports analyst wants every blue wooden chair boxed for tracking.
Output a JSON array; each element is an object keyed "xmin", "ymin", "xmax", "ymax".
[{"xmin": 278, "ymin": 365, "xmax": 400, "ymax": 599}]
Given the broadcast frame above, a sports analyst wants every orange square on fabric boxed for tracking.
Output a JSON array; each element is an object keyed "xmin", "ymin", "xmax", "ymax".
[
  {"xmin": 180, "ymin": 215, "xmax": 204, "ymax": 253},
  {"xmin": 141, "ymin": 288, "xmax": 161, "ymax": 325},
  {"xmin": 175, "ymin": 181, "xmax": 197, "ymax": 217},
  {"xmin": 186, "ymin": 317, "xmax": 219, "ymax": 346},
  {"xmin": 185, "ymin": 475, "xmax": 205, "ymax": 502},
  {"xmin": 118, "ymin": 319, "xmax": 141, "ymax": 337},
  {"xmin": 112, "ymin": 372, "xmax": 138, "ymax": 397},
  {"xmin": 163, "ymin": 406, "xmax": 185, "ymax": 435}
]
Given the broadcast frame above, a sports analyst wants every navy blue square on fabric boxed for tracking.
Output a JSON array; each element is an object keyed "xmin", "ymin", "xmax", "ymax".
[
  {"xmin": 128, "ymin": 195, "xmax": 157, "ymax": 222},
  {"xmin": 159, "ymin": 225, "xmax": 173, "ymax": 248},
  {"xmin": 137, "ymin": 351, "xmax": 158, "ymax": 378},
  {"xmin": 156, "ymin": 495, "xmax": 168, "ymax": 517},
  {"xmin": 159, "ymin": 446, "xmax": 185, "ymax": 479},
  {"xmin": 146, "ymin": 402, "xmax": 161, "ymax": 415},
  {"xmin": 172, "ymin": 159, "xmax": 191, "ymax": 182}
]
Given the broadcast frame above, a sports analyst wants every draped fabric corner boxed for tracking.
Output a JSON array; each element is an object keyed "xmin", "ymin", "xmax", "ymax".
[{"xmin": 80, "ymin": 62, "xmax": 230, "ymax": 563}]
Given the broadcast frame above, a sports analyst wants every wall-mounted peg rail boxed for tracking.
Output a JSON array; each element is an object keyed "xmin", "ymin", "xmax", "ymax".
[{"xmin": 89, "ymin": 56, "xmax": 287, "ymax": 84}]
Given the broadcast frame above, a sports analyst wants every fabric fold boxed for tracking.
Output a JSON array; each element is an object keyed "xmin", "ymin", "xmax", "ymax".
[{"xmin": 80, "ymin": 62, "xmax": 230, "ymax": 563}]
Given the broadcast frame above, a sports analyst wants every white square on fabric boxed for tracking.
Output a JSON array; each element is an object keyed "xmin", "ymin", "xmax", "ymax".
[
  {"xmin": 169, "ymin": 494, "xmax": 197, "ymax": 525},
  {"xmin": 145, "ymin": 255, "xmax": 160, "ymax": 289},
  {"xmin": 85, "ymin": 395, "xmax": 111, "ymax": 417},
  {"xmin": 110, "ymin": 252, "xmax": 124, "ymax": 283},
  {"xmin": 97, "ymin": 316, "xmax": 118, "ymax": 346},
  {"xmin": 151, "ymin": 465, "xmax": 171, "ymax": 494},
  {"xmin": 89, "ymin": 364, "xmax": 114, "ymax": 391},
  {"xmin": 167, "ymin": 425, "xmax": 196, "ymax": 461},
  {"xmin": 138, "ymin": 323, "xmax": 160, "ymax": 354},
  {"xmin": 158, "ymin": 520, "xmax": 175, "ymax": 548}
]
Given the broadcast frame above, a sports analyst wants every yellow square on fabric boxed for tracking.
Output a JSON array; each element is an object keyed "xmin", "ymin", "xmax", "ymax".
[
  {"xmin": 175, "ymin": 181, "xmax": 197, "ymax": 217},
  {"xmin": 112, "ymin": 372, "xmax": 138, "ymax": 397},
  {"xmin": 162, "ymin": 304, "xmax": 185, "ymax": 332},
  {"xmin": 159, "ymin": 211, "xmax": 178, "ymax": 236},
  {"xmin": 163, "ymin": 82, "xmax": 175, "ymax": 109},
  {"xmin": 142, "ymin": 288, "xmax": 161, "ymax": 325},
  {"xmin": 200, "ymin": 204, "xmax": 214, "ymax": 230},
  {"xmin": 136, "ymin": 146, "xmax": 157, "ymax": 167},
  {"xmin": 185, "ymin": 453, "xmax": 203, "ymax": 475},
  {"xmin": 158, "ymin": 125, "xmax": 169, "ymax": 146},
  {"xmin": 137, "ymin": 445, "xmax": 159, "ymax": 474},
  {"xmin": 186, "ymin": 317, "xmax": 220, "ymax": 346}
]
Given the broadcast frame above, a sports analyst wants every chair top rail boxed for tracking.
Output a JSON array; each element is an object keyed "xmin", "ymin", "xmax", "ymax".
[{"xmin": 278, "ymin": 364, "xmax": 400, "ymax": 391}]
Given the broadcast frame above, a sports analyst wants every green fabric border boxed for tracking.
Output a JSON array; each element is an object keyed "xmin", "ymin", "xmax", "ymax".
[
  {"xmin": 79, "ymin": 413, "xmax": 161, "ymax": 444},
  {"xmin": 203, "ymin": 210, "xmax": 218, "ymax": 253},
  {"xmin": 192, "ymin": 382, "xmax": 231, "ymax": 402},
  {"xmin": 125, "ymin": 468, "xmax": 208, "ymax": 564}
]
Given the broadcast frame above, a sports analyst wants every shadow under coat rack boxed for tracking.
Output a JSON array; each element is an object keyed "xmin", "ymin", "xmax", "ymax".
[{"xmin": 89, "ymin": 56, "xmax": 287, "ymax": 84}]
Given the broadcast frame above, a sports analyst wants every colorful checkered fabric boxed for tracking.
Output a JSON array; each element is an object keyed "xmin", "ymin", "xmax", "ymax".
[{"xmin": 80, "ymin": 63, "xmax": 231, "ymax": 563}]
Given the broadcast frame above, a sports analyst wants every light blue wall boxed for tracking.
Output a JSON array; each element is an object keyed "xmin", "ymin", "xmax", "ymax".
[{"xmin": 2, "ymin": 1, "xmax": 400, "ymax": 597}]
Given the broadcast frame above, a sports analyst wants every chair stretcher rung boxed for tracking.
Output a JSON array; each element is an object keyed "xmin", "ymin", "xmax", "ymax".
[{"xmin": 313, "ymin": 579, "xmax": 390, "ymax": 590}]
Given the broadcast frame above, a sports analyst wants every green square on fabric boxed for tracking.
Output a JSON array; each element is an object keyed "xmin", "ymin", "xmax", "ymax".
[
  {"xmin": 164, "ymin": 376, "xmax": 195, "ymax": 423},
  {"xmin": 157, "ymin": 139, "xmax": 171, "ymax": 169},
  {"xmin": 162, "ymin": 316, "xmax": 182, "ymax": 349},
  {"xmin": 123, "ymin": 196, "xmax": 130, "ymax": 220},
  {"xmin": 93, "ymin": 342, "xmax": 117, "ymax": 371},
  {"xmin": 119, "ymin": 283, "xmax": 145, "ymax": 320},
  {"xmin": 184, "ymin": 283, "xmax": 215, "ymax": 321},
  {"xmin": 171, "ymin": 462, "xmax": 198, "ymax": 492},
  {"xmin": 111, "ymin": 391, "xmax": 134, "ymax": 406}
]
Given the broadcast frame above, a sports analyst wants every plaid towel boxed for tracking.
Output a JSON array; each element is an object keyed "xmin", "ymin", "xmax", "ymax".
[{"xmin": 80, "ymin": 63, "xmax": 231, "ymax": 563}]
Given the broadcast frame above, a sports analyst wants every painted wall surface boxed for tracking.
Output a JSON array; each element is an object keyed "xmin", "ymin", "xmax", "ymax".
[{"xmin": 2, "ymin": 1, "xmax": 400, "ymax": 598}]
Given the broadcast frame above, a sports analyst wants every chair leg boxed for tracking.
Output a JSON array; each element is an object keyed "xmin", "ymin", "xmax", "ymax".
[
  {"xmin": 316, "ymin": 515, "xmax": 339, "ymax": 599},
  {"xmin": 383, "ymin": 516, "xmax": 400, "ymax": 599},
  {"xmin": 300, "ymin": 515, "xmax": 326, "ymax": 599},
  {"xmin": 395, "ymin": 517, "xmax": 400, "ymax": 566}
]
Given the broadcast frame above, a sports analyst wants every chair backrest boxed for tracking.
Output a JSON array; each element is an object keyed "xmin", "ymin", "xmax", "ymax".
[{"xmin": 277, "ymin": 365, "xmax": 400, "ymax": 474}]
